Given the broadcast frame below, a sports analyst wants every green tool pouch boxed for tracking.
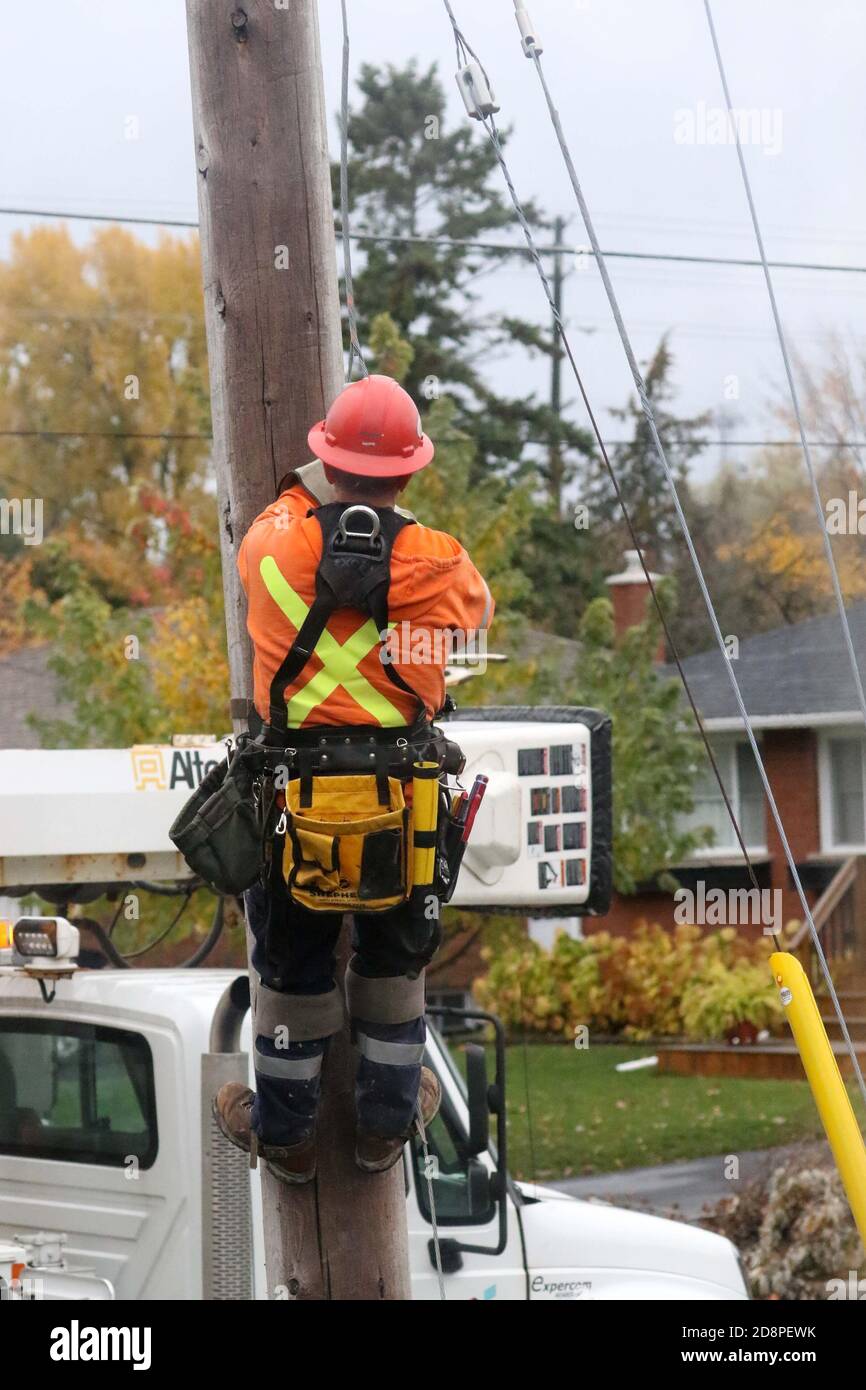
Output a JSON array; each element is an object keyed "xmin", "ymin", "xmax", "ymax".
[{"xmin": 169, "ymin": 738, "xmax": 273, "ymax": 896}]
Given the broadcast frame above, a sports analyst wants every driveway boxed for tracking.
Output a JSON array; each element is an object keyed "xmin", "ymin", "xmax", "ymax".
[{"xmin": 549, "ymin": 1142, "xmax": 819, "ymax": 1220}]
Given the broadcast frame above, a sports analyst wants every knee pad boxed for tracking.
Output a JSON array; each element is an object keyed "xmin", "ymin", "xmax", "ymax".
[
  {"xmin": 254, "ymin": 978, "xmax": 345, "ymax": 1046},
  {"xmin": 344, "ymin": 960, "xmax": 426, "ymax": 1026}
]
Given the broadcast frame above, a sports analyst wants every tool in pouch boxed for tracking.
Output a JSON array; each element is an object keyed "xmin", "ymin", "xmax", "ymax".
[{"xmin": 438, "ymin": 774, "xmax": 489, "ymax": 905}]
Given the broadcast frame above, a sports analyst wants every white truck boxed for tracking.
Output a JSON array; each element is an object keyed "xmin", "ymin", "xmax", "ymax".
[
  {"xmin": 0, "ymin": 710, "xmax": 749, "ymax": 1300},
  {"xmin": 0, "ymin": 965, "xmax": 748, "ymax": 1301}
]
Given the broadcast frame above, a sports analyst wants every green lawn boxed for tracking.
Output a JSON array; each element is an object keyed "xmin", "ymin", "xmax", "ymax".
[{"xmin": 453, "ymin": 1041, "xmax": 862, "ymax": 1181}]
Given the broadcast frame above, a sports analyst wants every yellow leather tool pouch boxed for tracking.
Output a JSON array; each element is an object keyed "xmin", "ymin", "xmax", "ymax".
[{"xmin": 283, "ymin": 774, "xmax": 410, "ymax": 913}]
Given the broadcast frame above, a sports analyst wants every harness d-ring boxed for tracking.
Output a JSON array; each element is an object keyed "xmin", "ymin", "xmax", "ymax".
[{"xmin": 338, "ymin": 505, "xmax": 381, "ymax": 543}]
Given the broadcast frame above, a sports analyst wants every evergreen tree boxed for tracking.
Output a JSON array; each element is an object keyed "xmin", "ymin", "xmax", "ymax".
[{"xmin": 587, "ymin": 337, "xmax": 709, "ymax": 565}]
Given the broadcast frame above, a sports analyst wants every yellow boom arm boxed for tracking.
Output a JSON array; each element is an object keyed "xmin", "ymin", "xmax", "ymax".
[{"xmin": 771, "ymin": 951, "xmax": 866, "ymax": 1244}]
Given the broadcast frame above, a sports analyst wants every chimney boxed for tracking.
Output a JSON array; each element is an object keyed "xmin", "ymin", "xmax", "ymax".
[{"xmin": 606, "ymin": 550, "xmax": 665, "ymax": 662}]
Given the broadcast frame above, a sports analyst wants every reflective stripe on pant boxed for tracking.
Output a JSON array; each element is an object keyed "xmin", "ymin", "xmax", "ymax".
[
  {"xmin": 353, "ymin": 1016, "xmax": 427, "ymax": 1140},
  {"xmin": 251, "ymin": 1035, "xmax": 326, "ymax": 1147}
]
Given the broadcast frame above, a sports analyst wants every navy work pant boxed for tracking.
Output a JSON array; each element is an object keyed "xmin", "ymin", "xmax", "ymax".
[{"xmin": 245, "ymin": 843, "xmax": 441, "ymax": 1147}]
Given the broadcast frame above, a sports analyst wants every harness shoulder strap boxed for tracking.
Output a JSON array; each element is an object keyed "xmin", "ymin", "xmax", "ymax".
[{"xmin": 266, "ymin": 502, "xmax": 426, "ymax": 732}]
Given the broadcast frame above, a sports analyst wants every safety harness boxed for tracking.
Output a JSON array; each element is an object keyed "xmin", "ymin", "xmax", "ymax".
[
  {"xmin": 257, "ymin": 500, "xmax": 460, "ymax": 804},
  {"xmin": 245, "ymin": 501, "xmax": 459, "ymax": 913},
  {"xmin": 265, "ymin": 501, "xmax": 425, "ymax": 737}
]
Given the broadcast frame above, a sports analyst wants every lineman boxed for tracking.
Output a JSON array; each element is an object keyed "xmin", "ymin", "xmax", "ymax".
[{"xmin": 214, "ymin": 375, "xmax": 493, "ymax": 1182}]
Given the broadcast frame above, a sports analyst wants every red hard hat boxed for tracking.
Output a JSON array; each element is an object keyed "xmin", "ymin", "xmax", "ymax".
[{"xmin": 307, "ymin": 374, "xmax": 434, "ymax": 477}]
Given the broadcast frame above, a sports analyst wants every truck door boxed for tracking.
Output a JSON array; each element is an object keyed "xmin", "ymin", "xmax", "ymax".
[
  {"xmin": 405, "ymin": 1062, "xmax": 527, "ymax": 1301},
  {"xmin": 0, "ymin": 1012, "xmax": 189, "ymax": 1299}
]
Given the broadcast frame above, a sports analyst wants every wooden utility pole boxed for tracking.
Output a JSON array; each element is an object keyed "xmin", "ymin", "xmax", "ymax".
[{"xmin": 185, "ymin": 0, "xmax": 411, "ymax": 1300}]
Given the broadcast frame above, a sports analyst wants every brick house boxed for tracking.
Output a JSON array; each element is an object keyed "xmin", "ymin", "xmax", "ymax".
[{"xmin": 601, "ymin": 557, "xmax": 866, "ymax": 961}]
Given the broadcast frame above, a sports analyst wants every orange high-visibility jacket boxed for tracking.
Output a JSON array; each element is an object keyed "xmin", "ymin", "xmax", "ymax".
[{"xmin": 239, "ymin": 473, "xmax": 494, "ymax": 729}]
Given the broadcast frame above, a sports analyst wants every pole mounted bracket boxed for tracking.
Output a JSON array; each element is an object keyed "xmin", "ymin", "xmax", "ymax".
[
  {"xmin": 455, "ymin": 63, "xmax": 499, "ymax": 120},
  {"xmin": 514, "ymin": 3, "xmax": 542, "ymax": 57}
]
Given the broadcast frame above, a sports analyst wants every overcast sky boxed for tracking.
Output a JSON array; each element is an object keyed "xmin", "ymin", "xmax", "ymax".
[{"xmin": 2, "ymin": 0, "xmax": 865, "ymax": 483}]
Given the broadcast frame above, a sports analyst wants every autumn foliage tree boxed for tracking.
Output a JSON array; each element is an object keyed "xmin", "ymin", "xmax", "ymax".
[
  {"xmin": 0, "ymin": 224, "xmax": 212, "ymax": 607},
  {"xmin": 707, "ymin": 445, "xmax": 866, "ymax": 635}
]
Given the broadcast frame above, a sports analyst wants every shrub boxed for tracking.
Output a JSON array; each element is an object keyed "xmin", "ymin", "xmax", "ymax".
[
  {"xmin": 681, "ymin": 958, "xmax": 783, "ymax": 1040},
  {"xmin": 474, "ymin": 921, "xmax": 784, "ymax": 1041},
  {"xmin": 707, "ymin": 1152, "xmax": 864, "ymax": 1299}
]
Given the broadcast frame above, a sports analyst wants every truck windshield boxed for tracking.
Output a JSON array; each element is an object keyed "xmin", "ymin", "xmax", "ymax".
[{"xmin": 0, "ymin": 1018, "xmax": 157, "ymax": 1168}]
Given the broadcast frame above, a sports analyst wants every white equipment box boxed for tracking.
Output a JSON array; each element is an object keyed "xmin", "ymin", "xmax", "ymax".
[{"xmin": 442, "ymin": 706, "xmax": 611, "ymax": 915}]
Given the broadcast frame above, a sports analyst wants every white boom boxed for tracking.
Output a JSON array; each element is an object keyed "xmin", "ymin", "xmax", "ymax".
[{"xmin": 0, "ymin": 714, "xmax": 608, "ymax": 914}]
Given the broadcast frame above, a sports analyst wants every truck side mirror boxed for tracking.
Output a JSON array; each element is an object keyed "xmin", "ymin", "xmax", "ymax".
[
  {"xmin": 425, "ymin": 1005, "xmax": 509, "ymax": 1259},
  {"xmin": 465, "ymin": 1042, "xmax": 490, "ymax": 1156}
]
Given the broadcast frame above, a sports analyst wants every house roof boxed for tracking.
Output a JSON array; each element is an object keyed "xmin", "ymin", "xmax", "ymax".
[
  {"xmin": 0, "ymin": 645, "xmax": 70, "ymax": 748},
  {"xmin": 665, "ymin": 601, "xmax": 866, "ymax": 728}
]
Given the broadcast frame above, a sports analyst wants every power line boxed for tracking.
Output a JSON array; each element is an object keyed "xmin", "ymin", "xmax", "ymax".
[
  {"xmin": 3, "ymin": 427, "xmax": 866, "ymax": 448},
  {"xmin": 2, "ymin": 204, "xmax": 866, "ymax": 277},
  {"xmin": 699, "ymin": 438, "xmax": 866, "ymax": 448},
  {"xmin": 0, "ymin": 429, "xmax": 208, "ymax": 440},
  {"xmin": 353, "ymin": 231, "xmax": 866, "ymax": 278},
  {"xmin": 0, "ymin": 207, "xmax": 199, "ymax": 230}
]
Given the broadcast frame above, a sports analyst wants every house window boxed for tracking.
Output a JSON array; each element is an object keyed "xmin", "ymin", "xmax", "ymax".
[
  {"xmin": 826, "ymin": 736, "xmax": 866, "ymax": 848},
  {"xmin": 680, "ymin": 740, "xmax": 765, "ymax": 852}
]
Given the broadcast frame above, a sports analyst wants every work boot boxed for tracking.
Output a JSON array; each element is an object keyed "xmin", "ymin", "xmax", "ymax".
[
  {"xmin": 213, "ymin": 1082, "xmax": 317, "ymax": 1185},
  {"xmin": 355, "ymin": 1066, "xmax": 442, "ymax": 1174}
]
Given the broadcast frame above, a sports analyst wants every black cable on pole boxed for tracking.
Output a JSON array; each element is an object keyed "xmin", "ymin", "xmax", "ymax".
[
  {"xmin": 181, "ymin": 894, "xmax": 227, "ymax": 969},
  {"xmin": 76, "ymin": 917, "xmax": 132, "ymax": 970},
  {"xmin": 338, "ymin": 0, "xmax": 367, "ymax": 380},
  {"xmin": 80, "ymin": 881, "xmax": 226, "ymax": 968},
  {"xmin": 118, "ymin": 886, "xmax": 197, "ymax": 960}
]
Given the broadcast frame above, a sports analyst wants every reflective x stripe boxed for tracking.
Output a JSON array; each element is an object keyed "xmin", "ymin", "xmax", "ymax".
[
  {"xmin": 260, "ymin": 555, "xmax": 405, "ymax": 727},
  {"xmin": 254, "ymin": 1050, "xmax": 323, "ymax": 1082},
  {"xmin": 356, "ymin": 1032, "xmax": 426, "ymax": 1066}
]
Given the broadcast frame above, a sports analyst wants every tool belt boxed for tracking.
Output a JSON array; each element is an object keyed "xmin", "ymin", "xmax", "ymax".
[
  {"xmin": 274, "ymin": 724, "xmax": 455, "ymax": 914},
  {"xmin": 168, "ymin": 717, "xmax": 463, "ymax": 905}
]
